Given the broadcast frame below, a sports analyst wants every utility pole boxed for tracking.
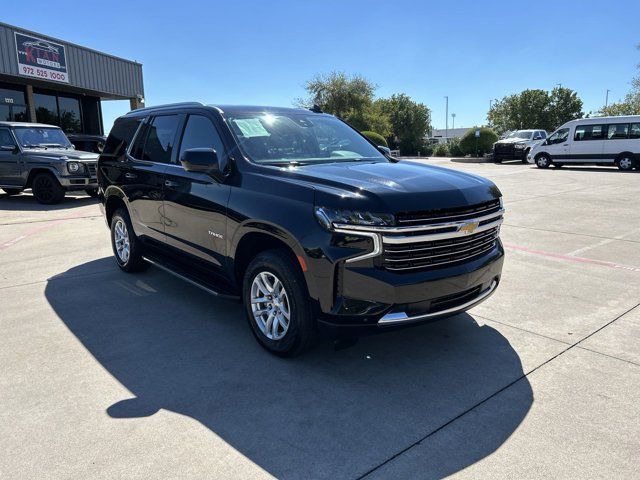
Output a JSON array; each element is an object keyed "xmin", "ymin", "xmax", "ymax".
[
  {"xmin": 451, "ymin": 113, "xmax": 456, "ymax": 130},
  {"xmin": 605, "ymin": 89, "xmax": 611, "ymax": 108},
  {"xmin": 444, "ymin": 96, "xmax": 449, "ymax": 142},
  {"xmin": 489, "ymin": 99, "xmax": 493, "ymax": 110}
]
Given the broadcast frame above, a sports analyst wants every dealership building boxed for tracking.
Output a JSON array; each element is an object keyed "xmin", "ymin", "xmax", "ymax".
[{"xmin": 0, "ymin": 22, "xmax": 144, "ymax": 135}]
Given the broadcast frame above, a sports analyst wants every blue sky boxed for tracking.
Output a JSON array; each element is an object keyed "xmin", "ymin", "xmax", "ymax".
[{"xmin": 5, "ymin": 0, "xmax": 640, "ymax": 133}]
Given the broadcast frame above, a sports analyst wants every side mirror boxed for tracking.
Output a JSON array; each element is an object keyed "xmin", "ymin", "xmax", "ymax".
[
  {"xmin": 378, "ymin": 145, "xmax": 391, "ymax": 156},
  {"xmin": 0, "ymin": 145, "xmax": 17, "ymax": 152},
  {"xmin": 180, "ymin": 148, "xmax": 223, "ymax": 177}
]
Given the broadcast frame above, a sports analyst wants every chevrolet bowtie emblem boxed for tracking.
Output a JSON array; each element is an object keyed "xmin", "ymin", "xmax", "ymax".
[{"xmin": 458, "ymin": 221, "xmax": 479, "ymax": 235}]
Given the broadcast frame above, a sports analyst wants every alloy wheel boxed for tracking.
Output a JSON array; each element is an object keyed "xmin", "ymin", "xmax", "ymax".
[
  {"xmin": 250, "ymin": 271, "xmax": 291, "ymax": 340},
  {"xmin": 114, "ymin": 219, "xmax": 130, "ymax": 263}
]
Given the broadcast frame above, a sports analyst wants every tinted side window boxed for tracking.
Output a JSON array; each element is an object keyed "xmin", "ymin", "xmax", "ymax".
[
  {"xmin": 178, "ymin": 115, "xmax": 225, "ymax": 162},
  {"xmin": 574, "ymin": 124, "xmax": 605, "ymax": 141},
  {"xmin": 141, "ymin": 115, "xmax": 180, "ymax": 163},
  {"xmin": 606, "ymin": 123, "xmax": 629, "ymax": 140},
  {"xmin": 0, "ymin": 128, "xmax": 15, "ymax": 146},
  {"xmin": 630, "ymin": 123, "xmax": 640, "ymax": 139},
  {"xmin": 103, "ymin": 117, "xmax": 143, "ymax": 156}
]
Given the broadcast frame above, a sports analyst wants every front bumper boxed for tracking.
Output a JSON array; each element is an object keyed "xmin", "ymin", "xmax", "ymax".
[
  {"xmin": 58, "ymin": 176, "xmax": 98, "ymax": 189},
  {"xmin": 316, "ymin": 242, "xmax": 504, "ymax": 335}
]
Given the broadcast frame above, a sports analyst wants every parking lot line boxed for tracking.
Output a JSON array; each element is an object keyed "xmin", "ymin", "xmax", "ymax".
[{"xmin": 504, "ymin": 243, "xmax": 640, "ymax": 273}]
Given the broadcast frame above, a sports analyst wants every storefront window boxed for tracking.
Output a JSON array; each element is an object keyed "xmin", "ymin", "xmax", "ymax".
[
  {"xmin": 0, "ymin": 105, "xmax": 10, "ymax": 122},
  {"xmin": 58, "ymin": 96, "xmax": 82, "ymax": 133},
  {"xmin": 12, "ymin": 106, "xmax": 28, "ymax": 122},
  {"xmin": 0, "ymin": 85, "xmax": 26, "ymax": 105},
  {"xmin": 34, "ymin": 92, "xmax": 59, "ymax": 125}
]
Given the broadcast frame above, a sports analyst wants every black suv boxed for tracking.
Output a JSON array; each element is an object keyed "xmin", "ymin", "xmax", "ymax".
[{"xmin": 98, "ymin": 103, "xmax": 504, "ymax": 356}]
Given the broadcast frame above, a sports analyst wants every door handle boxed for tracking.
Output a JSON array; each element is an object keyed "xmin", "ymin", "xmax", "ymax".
[
  {"xmin": 125, "ymin": 173, "xmax": 137, "ymax": 179},
  {"xmin": 164, "ymin": 180, "xmax": 180, "ymax": 188},
  {"xmin": 563, "ymin": 144, "xmax": 569, "ymax": 146}
]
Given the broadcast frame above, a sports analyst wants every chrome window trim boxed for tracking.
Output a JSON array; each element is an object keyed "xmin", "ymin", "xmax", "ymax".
[
  {"xmin": 333, "ymin": 208, "xmax": 504, "ymax": 234},
  {"xmin": 378, "ymin": 280, "xmax": 498, "ymax": 325}
]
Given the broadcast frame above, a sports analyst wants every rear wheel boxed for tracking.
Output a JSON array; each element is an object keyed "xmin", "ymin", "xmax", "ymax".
[
  {"xmin": 535, "ymin": 154, "xmax": 551, "ymax": 169},
  {"xmin": 110, "ymin": 208, "xmax": 149, "ymax": 272},
  {"xmin": 2, "ymin": 188, "xmax": 22, "ymax": 195},
  {"xmin": 243, "ymin": 249, "xmax": 316, "ymax": 357},
  {"xmin": 32, "ymin": 172, "xmax": 65, "ymax": 204},
  {"xmin": 617, "ymin": 154, "xmax": 635, "ymax": 171}
]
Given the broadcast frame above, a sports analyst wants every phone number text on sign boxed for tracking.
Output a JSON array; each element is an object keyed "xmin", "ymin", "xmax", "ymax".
[{"xmin": 18, "ymin": 63, "xmax": 68, "ymax": 83}]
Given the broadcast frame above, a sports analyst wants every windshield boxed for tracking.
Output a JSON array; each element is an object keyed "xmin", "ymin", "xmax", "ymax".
[
  {"xmin": 507, "ymin": 130, "xmax": 533, "ymax": 140},
  {"xmin": 226, "ymin": 113, "xmax": 388, "ymax": 165},
  {"xmin": 13, "ymin": 127, "xmax": 72, "ymax": 148}
]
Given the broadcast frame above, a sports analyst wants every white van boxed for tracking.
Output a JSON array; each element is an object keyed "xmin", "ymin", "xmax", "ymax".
[{"xmin": 527, "ymin": 116, "xmax": 640, "ymax": 171}]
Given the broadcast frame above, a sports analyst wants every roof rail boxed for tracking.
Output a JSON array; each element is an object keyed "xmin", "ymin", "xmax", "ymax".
[{"xmin": 125, "ymin": 102, "xmax": 207, "ymax": 115}]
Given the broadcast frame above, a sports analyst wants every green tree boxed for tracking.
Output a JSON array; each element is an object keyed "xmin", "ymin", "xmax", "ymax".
[
  {"xmin": 361, "ymin": 131, "xmax": 388, "ymax": 147},
  {"xmin": 297, "ymin": 72, "xmax": 391, "ymax": 136},
  {"xmin": 599, "ymin": 45, "xmax": 640, "ymax": 116},
  {"xmin": 488, "ymin": 88, "xmax": 583, "ymax": 133},
  {"xmin": 375, "ymin": 94, "xmax": 431, "ymax": 155},
  {"xmin": 459, "ymin": 127, "xmax": 499, "ymax": 156}
]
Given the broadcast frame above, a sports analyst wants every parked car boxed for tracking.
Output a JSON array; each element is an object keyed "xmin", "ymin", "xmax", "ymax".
[
  {"xmin": 528, "ymin": 116, "xmax": 640, "ymax": 170},
  {"xmin": 493, "ymin": 130, "xmax": 547, "ymax": 163},
  {"xmin": 98, "ymin": 102, "xmax": 505, "ymax": 356},
  {"xmin": 67, "ymin": 133, "xmax": 106, "ymax": 154},
  {"xmin": 0, "ymin": 122, "xmax": 98, "ymax": 203}
]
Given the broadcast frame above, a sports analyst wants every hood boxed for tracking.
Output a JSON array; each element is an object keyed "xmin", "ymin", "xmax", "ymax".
[
  {"xmin": 495, "ymin": 137, "xmax": 529, "ymax": 144},
  {"xmin": 25, "ymin": 148, "xmax": 99, "ymax": 162},
  {"xmin": 265, "ymin": 160, "xmax": 501, "ymax": 214}
]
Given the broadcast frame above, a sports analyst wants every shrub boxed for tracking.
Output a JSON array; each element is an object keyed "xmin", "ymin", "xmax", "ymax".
[
  {"xmin": 459, "ymin": 127, "xmax": 499, "ymax": 156},
  {"xmin": 433, "ymin": 143, "xmax": 449, "ymax": 157},
  {"xmin": 448, "ymin": 138, "xmax": 464, "ymax": 157},
  {"xmin": 361, "ymin": 130, "xmax": 388, "ymax": 147}
]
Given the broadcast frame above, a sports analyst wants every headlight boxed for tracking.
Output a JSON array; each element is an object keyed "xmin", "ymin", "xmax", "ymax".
[
  {"xmin": 67, "ymin": 161, "xmax": 82, "ymax": 173},
  {"xmin": 514, "ymin": 143, "xmax": 526, "ymax": 149},
  {"xmin": 314, "ymin": 207, "xmax": 394, "ymax": 230}
]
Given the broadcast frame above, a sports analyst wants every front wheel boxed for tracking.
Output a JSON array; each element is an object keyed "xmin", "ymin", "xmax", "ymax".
[
  {"xmin": 110, "ymin": 208, "xmax": 149, "ymax": 273},
  {"xmin": 617, "ymin": 155, "xmax": 636, "ymax": 171},
  {"xmin": 521, "ymin": 150, "xmax": 530, "ymax": 163},
  {"xmin": 243, "ymin": 250, "xmax": 316, "ymax": 357},
  {"xmin": 535, "ymin": 154, "xmax": 551, "ymax": 169},
  {"xmin": 32, "ymin": 173, "xmax": 65, "ymax": 204}
]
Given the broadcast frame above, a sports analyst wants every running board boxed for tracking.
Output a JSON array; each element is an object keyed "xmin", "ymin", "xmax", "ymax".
[{"xmin": 142, "ymin": 255, "xmax": 240, "ymax": 300}]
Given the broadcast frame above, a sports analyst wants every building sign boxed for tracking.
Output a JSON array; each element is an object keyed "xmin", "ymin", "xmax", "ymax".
[{"xmin": 14, "ymin": 32, "xmax": 69, "ymax": 83}]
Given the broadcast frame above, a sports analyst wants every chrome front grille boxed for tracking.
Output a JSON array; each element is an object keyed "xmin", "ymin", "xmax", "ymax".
[
  {"xmin": 382, "ymin": 226, "xmax": 500, "ymax": 272},
  {"xmin": 382, "ymin": 202, "xmax": 503, "ymax": 272}
]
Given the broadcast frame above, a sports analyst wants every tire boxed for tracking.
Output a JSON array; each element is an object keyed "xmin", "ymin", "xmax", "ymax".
[
  {"xmin": 494, "ymin": 157, "xmax": 502, "ymax": 164},
  {"xmin": 2, "ymin": 188, "xmax": 22, "ymax": 195},
  {"xmin": 85, "ymin": 188, "xmax": 98, "ymax": 198},
  {"xmin": 110, "ymin": 208, "xmax": 149, "ymax": 273},
  {"xmin": 243, "ymin": 249, "xmax": 316, "ymax": 357},
  {"xmin": 32, "ymin": 172, "xmax": 65, "ymax": 204},
  {"xmin": 616, "ymin": 154, "xmax": 636, "ymax": 171},
  {"xmin": 535, "ymin": 154, "xmax": 551, "ymax": 169},
  {"xmin": 521, "ymin": 149, "xmax": 530, "ymax": 163}
]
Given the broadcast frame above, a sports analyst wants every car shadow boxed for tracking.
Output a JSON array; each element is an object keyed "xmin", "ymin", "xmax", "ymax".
[
  {"xmin": 45, "ymin": 258, "xmax": 533, "ymax": 479},
  {"xmin": 0, "ymin": 191, "xmax": 96, "ymax": 211}
]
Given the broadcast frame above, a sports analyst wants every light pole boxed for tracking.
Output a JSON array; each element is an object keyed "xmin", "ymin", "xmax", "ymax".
[
  {"xmin": 444, "ymin": 96, "xmax": 449, "ymax": 142},
  {"xmin": 451, "ymin": 113, "xmax": 456, "ymax": 131},
  {"xmin": 605, "ymin": 89, "xmax": 611, "ymax": 107}
]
